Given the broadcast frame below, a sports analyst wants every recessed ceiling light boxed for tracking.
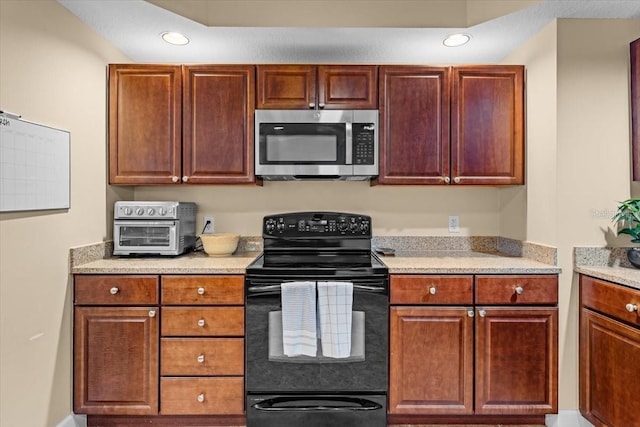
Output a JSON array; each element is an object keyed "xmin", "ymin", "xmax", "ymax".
[
  {"xmin": 161, "ymin": 31, "xmax": 190, "ymax": 46},
  {"xmin": 443, "ymin": 33, "xmax": 471, "ymax": 47}
]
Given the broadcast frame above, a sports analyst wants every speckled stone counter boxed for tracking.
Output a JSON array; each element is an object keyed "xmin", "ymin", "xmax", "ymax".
[{"xmin": 574, "ymin": 246, "xmax": 640, "ymax": 290}]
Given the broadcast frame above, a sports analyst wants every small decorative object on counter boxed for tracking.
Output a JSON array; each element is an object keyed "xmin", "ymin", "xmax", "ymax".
[{"xmin": 612, "ymin": 198, "xmax": 640, "ymax": 268}]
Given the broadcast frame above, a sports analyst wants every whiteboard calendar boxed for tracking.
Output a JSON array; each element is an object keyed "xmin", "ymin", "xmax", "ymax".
[{"xmin": 0, "ymin": 114, "xmax": 70, "ymax": 212}]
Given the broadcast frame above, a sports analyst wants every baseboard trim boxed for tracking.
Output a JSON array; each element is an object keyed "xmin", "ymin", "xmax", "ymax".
[{"xmin": 56, "ymin": 414, "xmax": 87, "ymax": 427}]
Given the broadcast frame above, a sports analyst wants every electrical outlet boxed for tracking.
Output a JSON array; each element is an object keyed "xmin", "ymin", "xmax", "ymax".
[
  {"xmin": 203, "ymin": 216, "xmax": 215, "ymax": 234},
  {"xmin": 448, "ymin": 215, "xmax": 460, "ymax": 233}
]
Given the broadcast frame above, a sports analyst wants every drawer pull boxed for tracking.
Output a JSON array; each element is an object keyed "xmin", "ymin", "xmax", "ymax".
[
  {"xmin": 429, "ymin": 286, "xmax": 437, "ymax": 295},
  {"xmin": 197, "ymin": 319, "xmax": 206, "ymax": 327},
  {"xmin": 467, "ymin": 310, "xmax": 474, "ymax": 317},
  {"xmin": 514, "ymin": 285, "xmax": 524, "ymax": 295},
  {"xmin": 197, "ymin": 287, "xmax": 205, "ymax": 295},
  {"xmin": 478, "ymin": 309, "xmax": 486, "ymax": 318},
  {"xmin": 626, "ymin": 303, "xmax": 639, "ymax": 313},
  {"xmin": 197, "ymin": 393, "xmax": 205, "ymax": 403},
  {"xmin": 148, "ymin": 310, "xmax": 156, "ymax": 318},
  {"xmin": 109, "ymin": 287, "xmax": 119, "ymax": 295},
  {"xmin": 197, "ymin": 354, "xmax": 205, "ymax": 363}
]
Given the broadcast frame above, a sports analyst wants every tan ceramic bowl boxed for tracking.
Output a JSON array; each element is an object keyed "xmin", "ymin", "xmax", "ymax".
[{"xmin": 200, "ymin": 233, "xmax": 240, "ymax": 257}]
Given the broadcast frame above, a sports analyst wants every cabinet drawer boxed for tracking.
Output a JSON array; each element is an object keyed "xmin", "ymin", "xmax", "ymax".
[
  {"xmin": 162, "ymin": 307, "xmax": 244, "ymax": 336},
  {"xmin": 475, "ymin": 275, "xmax": 558, "ymax": 305},
  {"xmin": 391, "ymin": 275, "xmax": 473, "ymax": 305},
  {"xmin": 161, "ymin": 275, "xmax": 244, "ymax": 305},
  {"xmin": 581, "ymin": 275, "xmax": 640, "ymax": 326},
  {"xmin": 160, "ymin": 377, "xmax": 244, "ymax": 415},
  {"xmin": 74, "ymin": 275, "xmax": 159, "ymax": 305},
  {"xmin": 161, "ymin": 338, "xmax": 244, "ymax": 376}
]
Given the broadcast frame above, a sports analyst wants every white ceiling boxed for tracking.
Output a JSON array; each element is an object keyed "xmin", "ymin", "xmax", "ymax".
[{"xmin": 58, "ymin": 0, "xmax": 640, "ymax": 64}]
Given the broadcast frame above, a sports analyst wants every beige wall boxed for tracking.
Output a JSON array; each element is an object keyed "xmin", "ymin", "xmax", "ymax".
[{"xmin": 0, "ymin": 1, "xmax": 130, "ymax": 426}]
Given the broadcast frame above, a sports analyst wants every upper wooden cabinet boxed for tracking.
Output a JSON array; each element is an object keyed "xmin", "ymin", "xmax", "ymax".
[
  {"xmin": 631, "ymin": 38, "xmax": 640, "ymax": 181},
  {"xmin": 257, "ymin": 65, "xmax": 378, "ymax": 109},
  {"xmin": 109, "ymin": 64, "xmax": 256, "ymax": 185},
  {"xmin": 451, "ymin": 65, "xmax": 524, "ymax": 185},
  {"xmin": 377, "ymin": 65, "xmax": 524, "ymax": 185}
]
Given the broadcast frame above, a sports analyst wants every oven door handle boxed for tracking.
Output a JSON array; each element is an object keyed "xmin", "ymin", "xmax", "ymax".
[
  {"xmin": 247, "ymin": 284, "xmax": 386, "ymax": 294},
  {"xmin": 252, "ymin": 396, "xmax": 382, "ymax": 412}
]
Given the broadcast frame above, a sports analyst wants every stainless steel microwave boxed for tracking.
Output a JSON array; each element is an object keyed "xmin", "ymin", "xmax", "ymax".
[{"xmin": 255, "ymin": 110, "xmax": 378, "ymax": 181}]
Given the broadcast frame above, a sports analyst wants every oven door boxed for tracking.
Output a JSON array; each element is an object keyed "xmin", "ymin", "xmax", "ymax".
[
  {"xmin": 245, "ymin": 276, "xmax": 388, "ymax": 394},
  {"xmin": 113, "ymin": 220, "xmax": 177, "ymax": 255}
]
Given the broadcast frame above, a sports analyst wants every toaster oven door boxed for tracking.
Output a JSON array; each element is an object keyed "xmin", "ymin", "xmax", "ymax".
[{"xmin": 113, "ymin": 220, "xmax": 178, "ymax": 255}]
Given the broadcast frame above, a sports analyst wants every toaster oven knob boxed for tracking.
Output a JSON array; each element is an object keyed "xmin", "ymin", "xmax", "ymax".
[
  {"xmin": 147, "ymin": 208, "xmax": 155, "ymax": 216},
  {"xmin": 136, "ymin": 208, "xmax": 144, "ymax": 216},
  {"xmin": 123, "ymin": 207, "xmax": 133, "ymax": 216},
  {"xmin": 158, "ymin": 207, "xmax": 167, "ymax": 216}
]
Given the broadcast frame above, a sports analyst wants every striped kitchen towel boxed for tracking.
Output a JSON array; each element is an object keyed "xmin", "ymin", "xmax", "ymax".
[
  {"xmin": 281, "ymin": 281, "xmax": 317, "ymax": 357},
  {"xmin": 317, "ymin": 281, "xmax": 353, "ymax": 358}
]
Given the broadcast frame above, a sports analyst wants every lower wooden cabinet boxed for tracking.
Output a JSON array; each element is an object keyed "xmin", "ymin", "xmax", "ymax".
[
  {"xmin": 579, "ymin": 275, "xmax": 640, "ymax": 427},
  {"xmin": 389, "ymin": 274, "xmax": 558, "ymax": 424},
  {"xmin": 73, "ymin": 274, "xmax": 245, "ymax": 425}
]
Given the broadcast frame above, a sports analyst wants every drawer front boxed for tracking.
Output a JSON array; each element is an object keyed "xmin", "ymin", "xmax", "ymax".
[
  {"xmin": 74, "ymin": 275, "xmax": 159, "ymax": 305},
  {"xmin": 162, "ymin": 307, "xmax": 244, "ymax": 336},
  {"xmin": 162, "ymin": 275, "xmax": 244, "ymax": 305},
  {"xmin": 475, "ymin": 275, "xmax": 558, "ymax": 305},
  {"xmin": 160, "ymin": 377, "xmax": 244, "ymax": 415},
  {"xmin": 391, "ymin": 275, "xmax": 473, "ymax": 305},
  {"xmin": 581, "ymin": 275, "xmax": 640, "ymax": 326},
  {"xmin": 161, "ymin": 338, "xmax": 244, "ymax": 376}
]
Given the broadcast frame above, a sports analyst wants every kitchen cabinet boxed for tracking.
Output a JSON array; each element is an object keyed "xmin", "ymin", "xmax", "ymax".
[
  {"xmin": 256, "ymin": 65, "xmax": 378, "ymax": 109},
  {"xmin": 579, "ymin": 275, "xmax": 640, "ymax": 427},
  {"xmin": 74, "ymin": 274, "xmax": 246, "ymax": 426},
  {"xmin": 631, "ymin": 38, "xmax": 640, "ymax": 181},
  {"xmin": 377, "ymin": 65, "xmax": 524, "ymax": 185},
  {"xmin": 73, "ymin": 275, "xmax": 160, "ymax": 415},
  {"xmin": 109, "ymin": 64, "xmax": 256, "ymax": 185},
  {"xmin": 389, "ymin": 274, "xmax": 557, "ymax": 424}
]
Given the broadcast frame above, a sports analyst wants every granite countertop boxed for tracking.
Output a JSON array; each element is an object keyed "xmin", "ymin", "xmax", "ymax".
[
  {"xmin": 575, "ymin": 266, "xmax": 640, "ymax": 290},
  {"xmin": 574, "ymin": 247, "xmax": 640, "ymax": 291}
]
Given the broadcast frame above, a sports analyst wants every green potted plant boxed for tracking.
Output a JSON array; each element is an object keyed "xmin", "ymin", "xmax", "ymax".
[{"xmin": 612, "ymin": 198, "xmax": 640, "ymax": 268}]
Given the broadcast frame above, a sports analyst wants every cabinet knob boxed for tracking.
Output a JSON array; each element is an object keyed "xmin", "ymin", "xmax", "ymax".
[
  {"xmin": 197, "ymin": 287, "xmax": 205, "ymax": 295},
  {"xmin": 514, "ymin": 285, "xmax": 524, "ymax": 295},
  {"xmin": 478, "ymin": 309, "xmax": 486, "ymax": 318},
  {"xmin": 308, "ymin": 102, "xmax": 315, "ymax": 109},
  {"xmin": 443, "ymin": 176, "xmax": 451, "ymax": 184},
  {"xmin": 197, "ymin": 319, "xmax": 206, "ymax": 327},
  {"xmin": 626, "ymin": 303, "xmax": 638, "ymax": 313},
  {"xmin": 171, "ymin": 176, "xmax": 179, "ymax": 183},
  {"xmin": 318, "ymin": 103, "xmax": 325, "ymax": 109},
  {"xmin": 197, "ymin": 354, "xmax": 205, "ymax": 363},
  {"xmin": 109, "ymin": 287, "xmax": 119, "ymax": 295},
  {"xmin": 197, "ymin": 393, "xmax": 205, "ymax": 403},
  {"xmin": 453, "ymin": 177, "xmax": 461, "ymax": 184},
  {"xmin": 182, "ymin": 176, "xmax": 189, "ymax": 182},
  {"xmin": 467, "ymin": 310, "xmax": 475, "ymax": 317},
  {"xmin": 429, "ymin": 286, "xmax": 437, "ymax": 295},
  {"xmin": 148, "ymin": 310, "xmax": 156, "ymax": 318}
]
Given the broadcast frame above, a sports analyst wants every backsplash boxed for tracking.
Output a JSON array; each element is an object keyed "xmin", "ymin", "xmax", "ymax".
[{"xmin": 574, "ymin": 246, "xmax": 634, "ymax": 268}]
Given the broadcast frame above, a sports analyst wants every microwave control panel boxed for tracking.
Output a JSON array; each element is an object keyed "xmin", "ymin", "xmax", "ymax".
[{"xmin": 352, "ymin": 123, "xmax": 375, "ymax": 165}]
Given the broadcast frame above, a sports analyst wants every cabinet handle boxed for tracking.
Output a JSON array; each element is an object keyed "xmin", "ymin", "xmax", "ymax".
[
  {"xmin": 514, "ymin": 285, "xmax": 524, "ymax": 295},
  {"xmin": 429, "ymin": 286, "xmax": 437, "ymax": 295},
  {"xmin": 443, "ymin": 176, "xmax": 450, "ymax": 184},
  {"xmin": 308, "ymin": 102, "xmax": 315, "ymax": 109},
  {"xmin": 478, "ymin": 309, "xmax": 486, "ymax": 318},
  {"xmin": 453, "ymin": 177, "xmax": 461, "ymax": 184},
  {"xmin": 626, "ymin": 303, "xmax": 638, "ymax": 313},
  {"xmin": 197, "ymin": 287, "xmax": 205, "ymax": 295},
  {"xmin": 197, "ymin": 393, "xmax": 205, "ymax": 403},
  {"xmin": 197, "ymin": 354, "xmax": 205, "ymax": 363},
  {"xmin": 197, "ymin": 319, "xmax": 206, "ymax": 327},
  {"xmin": 467, "ymin": 310, "xmax": 474, "ymax": 317},
  {"xmin": 148, "ymin": 310, "xmax": 156, "ymax": 318},
  {"xmin": 182, "ymin": 176, "xmax": 189, "ymax": 182},
  {"xmin": 109, "ymin": 287, "xmax": 119, "ymax": 295},
  {"xmin": 171, "ymin": 176, "xmax": 179, "ymax": 183}
]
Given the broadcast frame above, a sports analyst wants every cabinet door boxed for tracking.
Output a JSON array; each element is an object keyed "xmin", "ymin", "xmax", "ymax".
[
  {"xmin": 256, "ymin": 65, "xmax": 316, "ymax": 109},
  {"xmin": 109, "ymin": 64, "xmax": 182, "ymax": 184},
  {"xmin": 580, "ymin": 309, "xmax": 640, "ymax": 427},
  {"xmin": 317, "ymin": 65, "xmax": 378, "ymax": 109},
  {"xmin": 475, "ymin": 307, "xmax": 557, "ymax": 415},
  {"xmin": 451, "ymin": 66, "xmax": 524, "ymax": 185},
  {"xmin": 183, "ymin": 65, "xmax": 255, "ymax": 184},
  {"xmin": 377, "ymin": 66, "xmax": 451, "ymax": 184},
  {"xmin": 389, "ymin": 306, "xmax": 473, "ymax": 415},
  {"xmin": 74, "ymin": 307, "xmax": 159, "ymax": 415}
]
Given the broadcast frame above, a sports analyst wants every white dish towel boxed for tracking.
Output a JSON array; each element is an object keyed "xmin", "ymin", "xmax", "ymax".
[
  {"xmin": 317, "ymin": 281, "xmax": 353, "ymax": 358},
  {"xmin": 281, "ymin": 281, "xmax": 317, "ymax": 357}
]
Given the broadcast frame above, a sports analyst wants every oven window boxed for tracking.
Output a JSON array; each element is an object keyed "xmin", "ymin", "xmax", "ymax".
[
  {"xmin": 266, "ymin": 135, "xmax": 337, "ymax": 162},
  {"xmin": 119, "ymin": 226, "xmax": 170, "ymax": 247}
]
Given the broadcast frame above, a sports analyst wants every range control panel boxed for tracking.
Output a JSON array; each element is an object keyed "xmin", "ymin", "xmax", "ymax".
[{"xmin": 263, "ymin": 212, "xmax": 371, "ymax": 237}]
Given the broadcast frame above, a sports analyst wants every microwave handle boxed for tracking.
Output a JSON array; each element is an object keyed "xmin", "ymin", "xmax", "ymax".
[{"xmin": 345, "ymin": 122, "xmax": 352, "ymax": 165}]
